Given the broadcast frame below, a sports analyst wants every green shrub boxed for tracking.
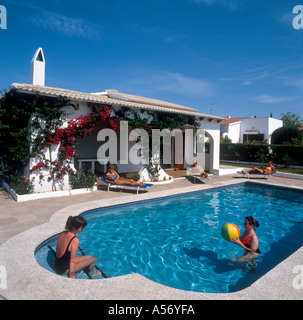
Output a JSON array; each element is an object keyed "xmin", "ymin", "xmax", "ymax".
[
  {"xmin": 271, "ymin": 126, "xmax": 303, "ymax": 145},
  {"xmin": 69, "ymin": 169, "xmax": 96, "ymax": 189},
  {"xmin": 125, "ymin": 172, "xmax": 140, "ymax": 181},
  {"xmin": 9, "ymin": 175, "xmax": 35, "ymax": 195},
  {"xmin": 270, "ymin": 145, "xmax": 303, "ymax": 166}
]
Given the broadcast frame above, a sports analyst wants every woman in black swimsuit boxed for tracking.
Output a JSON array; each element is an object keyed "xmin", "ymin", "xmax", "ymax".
[{"xmin": 55, "ymin": 216, "xmax": 99, "ymax": 279}]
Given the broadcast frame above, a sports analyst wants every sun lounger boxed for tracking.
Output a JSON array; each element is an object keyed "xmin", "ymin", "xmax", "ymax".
[
  {"xmin": 237, "ymin": 170, "xmax": 277, "ymax": 179},
  {"xmin": 187, "ymin": 168, "xmax": 211, "ymax": 184},
  {"xmin": 100, "ymin": 176, "xmax": 153, "ymax": 194}
]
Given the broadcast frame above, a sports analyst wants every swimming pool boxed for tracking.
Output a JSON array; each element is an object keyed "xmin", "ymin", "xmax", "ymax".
[{"xmin": 35, "ymin": 182, "xmax": 303, "ymax": 293}]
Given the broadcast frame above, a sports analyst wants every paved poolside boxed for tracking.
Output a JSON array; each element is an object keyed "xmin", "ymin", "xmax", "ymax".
[
  {"xmin": 1, "ymin": 171, "xmax": 303, "ymax": 300},
  {"xmin": 0, "ymin": 172, "xmax": 235, "ymax": 246}
]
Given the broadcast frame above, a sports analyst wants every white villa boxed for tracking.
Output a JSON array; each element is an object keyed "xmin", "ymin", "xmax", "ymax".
[
  {"xmin": 7, "ymin": 48, "xmax": 226, "ymax": 192},
  {"xmin": 220, "ymin": 116, "xmax": 283, "ymax": 144}
]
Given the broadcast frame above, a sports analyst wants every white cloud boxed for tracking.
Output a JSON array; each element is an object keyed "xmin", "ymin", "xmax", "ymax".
[
  {"xmin": 250, "ymin": 94, "xmax": 292, "ymax": 104},
  {"xmin": 220, "ymin": 63, "xmax": 303, "ymax": 88},
  {"xmin": 111, "ymin": 66, "xmax": 216, "ymax": 100},
  {"xmin": 146, "ymin": 70, "xmax": 216, "ymax": 97},
  {"xmin": 283, "ymin": 77, "xmax": 303, "ymax": 90},
  {"xmin": 25, "ymin": 8, "xmax": 102, "ymax": 41},
  {"xmin": 240, "ymin": 80, "xmax": 251, "ymax": 86},
  {"xmin": 280, "ymin": 13, "xmax": 294, "ymax": 26},
  {"xmin": 165, "ymin": 33, "xmax": 189, "ymax": 43},
  {"xmin": 193, "ymin": 0, "xmax": 218, "ymax": 5},
  {"xmin": 6, "ymin": 0, "xmax": 102, "ymax": 40},
  {"xmin": 192, "ymin": 0, "xmax": 242, "ymax": 11},
  {"xmin": 140, "ymin": 25, "xmax": 190, "ymax": 44}
]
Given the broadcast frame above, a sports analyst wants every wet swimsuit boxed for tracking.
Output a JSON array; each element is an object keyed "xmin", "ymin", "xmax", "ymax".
[
  {"xmin": 54, "ymin": 236, "xmax": 76, "ymax": 274},
  {"xmin": 242, "ymin": 234, "xmax": 261, "ymax": 254}
]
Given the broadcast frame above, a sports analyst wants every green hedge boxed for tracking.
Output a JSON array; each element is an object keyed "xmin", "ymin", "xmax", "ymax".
[
  {"xmin": 220, "ymin": 143, "xmax": 269, "ymax": 163},
  {"xmin": 220, "ymin": 143, "xmax": 303, "ymax": 166},
  {"xmin": 270, "ymin": 145, "xmax": 303, "ymax": 166}
]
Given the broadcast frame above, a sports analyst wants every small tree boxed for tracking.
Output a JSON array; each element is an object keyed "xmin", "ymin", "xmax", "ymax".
[
  {"xmin": 271, "ymin": 126, "xmax": 303, "ymax": 145},
  {"xmin": 255, "ymin": 149, "xmax": 268, "ymax": 165},
  {"xmin": 281, "ymin": 112, "xmax": 303, "ymax": 127},
  {"xmin": 220, "ymin": 133, "xmax": 232, "ymax": 143}
]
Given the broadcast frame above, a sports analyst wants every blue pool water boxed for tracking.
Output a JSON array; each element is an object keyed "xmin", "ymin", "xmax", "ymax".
[{"xmin": 35, "ymin": 183, "xmax": 303, "ymax": 293}]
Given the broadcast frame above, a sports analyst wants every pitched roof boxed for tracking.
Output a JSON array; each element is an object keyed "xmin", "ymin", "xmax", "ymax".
[
  {"xmin": 104, "ymin": 89, "xmax": 197, "ymax": 113},
  {"xmin": 10, "ymin": 83, "xmax": 224, "ymax": 121},
  {"xmin": 220, "ymin": 117, "xmax": 252, "ymax": 125}
]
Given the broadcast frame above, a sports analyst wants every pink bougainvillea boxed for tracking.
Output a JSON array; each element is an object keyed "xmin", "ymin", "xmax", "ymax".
[{"xmin": 30, "ymin": 105, "xmax": 117, "ymax": 181}]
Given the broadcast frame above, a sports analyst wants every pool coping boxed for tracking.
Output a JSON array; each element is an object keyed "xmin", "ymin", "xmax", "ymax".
[{"xmin": 0, "ymin": 179, "xmax": 303, "ymax": 300}]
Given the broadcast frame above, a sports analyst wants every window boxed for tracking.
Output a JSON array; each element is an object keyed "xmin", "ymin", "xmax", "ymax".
[{"xmin": 243, "ymin": 134, "xmax": 264, "ymax": 142}]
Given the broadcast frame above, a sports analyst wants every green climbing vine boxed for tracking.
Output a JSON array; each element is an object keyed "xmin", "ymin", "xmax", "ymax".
[{"xmin": 0, "ymin": 89, "xmax": 199, "ymax": 192}]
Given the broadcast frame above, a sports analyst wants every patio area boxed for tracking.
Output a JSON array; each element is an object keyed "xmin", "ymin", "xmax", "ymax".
[
  {"xmin": 1, "ymin": 168, "xmax": 303, "ymax": 300},
  {"xmin": 0, "ymin": 169, "xmax": 210, "ymax": 246},
  {"xmin": 2, "ymin": 168, "xmax": 303, "ymax": 247}
]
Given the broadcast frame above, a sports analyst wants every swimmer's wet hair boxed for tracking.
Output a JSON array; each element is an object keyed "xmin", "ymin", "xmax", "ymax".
[
  {"xmin": 65, "ymin": 216, "xmax": 87, "ymax": 231},
  {"xmin": 245, "ymin": 216, "xmax": 260, "ymax": 229}
]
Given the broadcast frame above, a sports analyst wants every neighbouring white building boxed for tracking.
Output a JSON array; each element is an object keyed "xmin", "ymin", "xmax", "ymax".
[
  {"xmin": 220, "ymin": 116, "xmax": 283, "ymax": 144},
  {"xmin": 6, "ymin": 48, "xmax": 227, "ymax": 192}
]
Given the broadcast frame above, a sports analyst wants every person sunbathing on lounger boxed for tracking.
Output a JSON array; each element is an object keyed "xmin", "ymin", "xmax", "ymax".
[
  {"xmin": 191, "ymin": 161, "xmax": 209, "ymax": 178},
  {"xmin": 105, "ymin": 164, "xmax": 145, "ymax": 186},
  {"xmin": 242, "ymin": 161, "xmax": 275, "ymax": 175}
]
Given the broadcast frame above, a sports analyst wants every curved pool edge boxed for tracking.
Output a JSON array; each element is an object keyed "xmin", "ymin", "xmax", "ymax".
[{"xmin": 0, "ymin": 180, "xmax": 303, "ymax": 300}]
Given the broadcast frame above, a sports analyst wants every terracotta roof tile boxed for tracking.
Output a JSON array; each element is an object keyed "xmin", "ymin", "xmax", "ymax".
[{"xmin": 220, "ymin": 117, "xmax": 252, "ymax": 125}]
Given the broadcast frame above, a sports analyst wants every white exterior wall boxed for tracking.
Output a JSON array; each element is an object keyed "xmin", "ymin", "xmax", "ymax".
[
  {"xmin": 221, "ymin": 117, "xmax": 283, "ymax": 145},
  {"xmin": 240, "ymin": 118, "xmax": 267, "ymax": 143},
  {"xmin": 268, "ymin": 118, "xmax": 284, "ymax": 143},
  {"xmin": 27, "ymin": 100, "xmax": 91, "ymax": 192},
  {"xmin": 221, "ymin": 122, "xmax": 241, "ymax": 143},
  {"xmin": 229, "ymin": 122, "xmax": 241, "ymax": 143},
  {"xmin": 240, "ymin": 117, "xmax": 283, "ymax": 143},
  {"xmin": 27, "ymin": 100, "xmax": 222, "ymax": 192},
  {"xmin": 26, "ymin": 144, "xmax": 71, "ymax": 192}
]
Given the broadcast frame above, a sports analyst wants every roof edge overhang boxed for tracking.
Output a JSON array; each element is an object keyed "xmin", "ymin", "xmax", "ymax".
[{"xmin": 10, "ymin": 83, "xmax": 224, "ymax": 122}]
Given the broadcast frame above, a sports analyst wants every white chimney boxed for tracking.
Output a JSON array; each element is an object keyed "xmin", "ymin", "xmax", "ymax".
[{"xmin": 31, "ymin": 48, "xmax": 45, "ymax": 86}]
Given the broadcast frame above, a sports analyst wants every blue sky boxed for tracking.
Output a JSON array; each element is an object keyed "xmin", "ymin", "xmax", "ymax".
[{"xmin": 1, "ymin": 0, "xmax": 303, "ymax": 119}]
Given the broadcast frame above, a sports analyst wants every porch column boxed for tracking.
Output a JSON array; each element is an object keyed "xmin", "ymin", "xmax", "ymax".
[
  {"xmin": 199, "ymin": 121, "xmax": 221, "ymax": 175},
  {"xmin": 209, "ymin": 130, "xmax": 220, "ymax": 173}
]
